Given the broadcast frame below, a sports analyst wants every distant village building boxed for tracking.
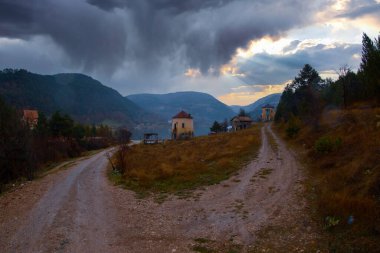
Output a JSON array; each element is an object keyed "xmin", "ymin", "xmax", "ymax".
[
  {"xmin": 230, "ymin": 116, "xmax": 253, "ymax": 131},
  {"xmin": 22, "ymin": 109, "xmax": 38, "ymax": 129},
  {"xmin": 261, "ymin": 104, "xmax": 275, "ymax": 122},
  {"xmin": 171, "ymin": 111, "xmax": 194, "ymax": 140}
]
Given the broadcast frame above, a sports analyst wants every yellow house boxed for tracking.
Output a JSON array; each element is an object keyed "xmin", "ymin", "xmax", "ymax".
[
  {"xmin": 261, "ymin": 104, "xmax": 275, "ymax": 121},
  {"xmin": 171, "ymin": 111, "xmax": 194, "ymax": 140}
]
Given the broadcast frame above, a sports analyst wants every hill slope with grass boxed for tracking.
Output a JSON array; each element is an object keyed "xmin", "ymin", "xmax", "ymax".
[
  {"xmin": 276, "ymin": 106, "xmax": 380, "ymax": 252},
  {"xmin": 274, "ymin": 32, "xmax": 380, "ymax": 252},
  {"xmin": 0, "ymin": 69, "xmax": 167, "ymax": 136},
  {"xmin": 111, "ymin": 125, "xmax": 261, "ymax": 196},
  {"xmin": 127, "ymin": 91, "xmax": 236, "ymax": 136}
]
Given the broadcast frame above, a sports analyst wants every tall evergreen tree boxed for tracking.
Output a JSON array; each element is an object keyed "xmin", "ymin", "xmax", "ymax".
[
  {"xmin": 210, "ymin": 121, "xmax": 222, "ymax": 132},
  {"xmin": 276, "ymin": 64, "xmax": 323, "ymax": 124},
  {"xmin": 359, "ymin": 33, "xmax": 380, "ymax": 102},
  {"xmin": 49, "ymin": 111, "xmax": 74, "ymax": 138},
  {"xmin": 238, "ymin": 108, "xmax": 247, "ymax": 117},
  {"xmin": 34, "ymin": 111, "xmax": 49, "ymax": 137}
]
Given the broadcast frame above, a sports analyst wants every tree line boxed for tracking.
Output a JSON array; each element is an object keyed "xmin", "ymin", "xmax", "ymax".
[
  {"xmin": 0, "ymin": 98, "xmax": 130, "ymax": 191},
  {"xmin": 209, "ymin": 109, "xmax": 249, "ymax": 133},
  {"xmin": 275, "ymin": 33, "xmax": 380, "ymax": 132}
]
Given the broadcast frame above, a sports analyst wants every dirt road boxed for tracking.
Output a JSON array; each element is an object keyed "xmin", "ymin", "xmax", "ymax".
[{"xmin": 0, "ymin": 124, "xmax": 320, "ymax": 252}]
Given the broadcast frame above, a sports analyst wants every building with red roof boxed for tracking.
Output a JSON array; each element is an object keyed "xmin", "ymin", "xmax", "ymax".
[
  {"xmin": 22, "ymin": 109, "xmax": 39, "ymax": 129},
  {"xmin": 171, "ymin": 110, "xmax": 194, "ymax": 140}
]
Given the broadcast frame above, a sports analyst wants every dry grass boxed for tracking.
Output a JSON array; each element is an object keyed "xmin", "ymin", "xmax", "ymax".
[
  {"xmin": 111, "ymin": 125, "xmax": 261, "ymax": 196},
  {"xmin": 276, "ymin": 106, "xmax": 380, "ymax": 252}
]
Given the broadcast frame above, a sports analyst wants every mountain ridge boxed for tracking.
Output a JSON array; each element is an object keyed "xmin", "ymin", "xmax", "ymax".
[
  {"xmin": 127, "ymin": 91, "xmax": 236, "ymax": 136},
  {"xmin": 0, "ymin": 69, "xmax": 167, "ymax": 136},
  {"xmin": 0, "ymin": 69, "xmax": 278, "ymax": 137}
]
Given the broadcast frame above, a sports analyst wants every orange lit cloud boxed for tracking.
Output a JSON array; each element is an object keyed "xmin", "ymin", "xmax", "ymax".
[
  {"xmin": 184, "ymin": 68, "xmax": 201, "ymax": 78},
  {"xmin": 218, "ymin": 83, "xmax": 287, "ymax": 106},
  {"xmin": 219, "ymin": 64, "xmax": 246, "ymax": 77}
]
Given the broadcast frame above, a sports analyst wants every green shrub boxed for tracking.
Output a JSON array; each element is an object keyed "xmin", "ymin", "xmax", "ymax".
[
  {"xmin": 324, "ymin": 216, "xmax": 340, "ymax": 231},
  {"xmin": 314, "ymin": 136, "xmax": 342, "ymax": 154}
]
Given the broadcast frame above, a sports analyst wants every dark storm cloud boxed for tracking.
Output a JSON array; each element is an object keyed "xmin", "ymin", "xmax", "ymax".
[
  {"xmin": 238, "ymin": 42, "xmax": 361, "ymax": 84},
  {"xmin": 0, "ymin": 1, "xmax": 42, "ymax": 37},
  {"xmin": 87, "ymin": 0, "xmax": 235, "ymax": 13},
  {"xmin": 0, "ymin": 0, "xmax": 127, "ymax": 73},
  {"xmin": 0, "ymin": 0, "xmax": 322, "ymax": 76},
  {"xmin": 0, "ymin": 36, "xmax": 68, "ymax": 74},
  {"xmin": 104, "ymin": 0, "xmax": 317, "ymax": 73}
]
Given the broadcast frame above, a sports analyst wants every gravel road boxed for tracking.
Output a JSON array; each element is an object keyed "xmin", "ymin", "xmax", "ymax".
[{"xmin": 0, "ymin": 124, "xmax": 319, "ymax": 253}]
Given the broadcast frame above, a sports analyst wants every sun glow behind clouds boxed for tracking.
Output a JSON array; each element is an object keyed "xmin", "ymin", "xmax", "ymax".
[
  {"xmin": 219, "ymin": 37, "xmax": 338, "ymax": 79},
  {"xmin": 237, "ymin": 37, "xmax": 292, "ymax": 58},
  {"xmin": 219, "ymin": 37, "xmax": 292, "ymax": 77},
  {"xmin": 215, "ymin": 0, "xmax": 378, "ymax": 106},
  {"xmin": 216, "ymin": 34, "xmax": 355, "ymax": 105},
  {"xmin": 332, "ymin": 0, "xmax": 350, "ymax": 11},
  {"xmin": 218, "ymin": 83, "xmax": 287, "ymax": 106}
]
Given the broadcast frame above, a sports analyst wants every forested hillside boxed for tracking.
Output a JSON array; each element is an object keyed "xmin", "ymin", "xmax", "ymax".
[
  {"xmin": 275, "ymin": 33, "xmax": 380, "ymax": 252},
  {"xmin": 0, "ymin": 70, "xmax": 166, "ymax": 135}
]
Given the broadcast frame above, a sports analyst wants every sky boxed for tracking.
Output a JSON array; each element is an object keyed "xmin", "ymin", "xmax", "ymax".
[{"xmin": 0, "ymin": 0, "xmax": 379, "ymax": 106}]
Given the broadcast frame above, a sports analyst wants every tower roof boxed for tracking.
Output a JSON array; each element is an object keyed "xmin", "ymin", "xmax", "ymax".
[
  {"xmin": 231, "ymin": 116, "xmax": 252, "ymax": 122},
  {"xmin": 23, "ymin": 109, "xmax": 38, "ymax": 120},
  {"xmin": 172, "ymin": 110, "xmax": 193, "ymax": 119}
]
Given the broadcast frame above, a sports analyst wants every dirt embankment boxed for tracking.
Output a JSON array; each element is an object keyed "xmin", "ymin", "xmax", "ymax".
[{"xmin": 0, "ymin": 124, "xmax": 323, "ymax": 252}]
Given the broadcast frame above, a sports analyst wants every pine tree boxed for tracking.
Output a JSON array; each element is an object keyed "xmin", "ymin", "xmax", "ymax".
[
  {"xmin": 210, "ymin": 121, "xmax": 222, "ymax": 133},
  {"xmin": 359, "ymin": 33, "xmax": 380, "ymax": 102},
  {"xmin": 238, "ymin": 109, "xmax": 247, "ymax": 117},
  {"xmin": 276, "ymin": 64, "xmax": 323, "ymax": 124}
]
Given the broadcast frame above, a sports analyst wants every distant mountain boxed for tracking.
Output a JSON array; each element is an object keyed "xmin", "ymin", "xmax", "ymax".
[
  {"xmin": 230, "ymin": 93, "xmax": 281, "ymax": 121},
  {"xmin": 0, "ymin": 69, "xmax": 166, "ymax": 137},
  {"xmin": 127, "ymin": 91, "xmax": 236, "ymax": 136},
  {"xmin": 230, "ymin": 105, "xmax": 242, "ymax": 113},
  {"xmin": 1, "ymin": 69, "xmax": 279, "ymax": 138}
]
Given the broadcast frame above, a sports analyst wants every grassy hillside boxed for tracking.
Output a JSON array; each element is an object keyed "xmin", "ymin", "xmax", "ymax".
[
  {"xmin": 276, "ymin": 106, "xmax": 380, "ymax": 252},
  {"xmin": 127, "ymin": 91, "xmax": 236, "ymax": 136},
  {"xmin": 110, "ymin": 125, "xmax": 261, "ymax": 197},
  {"xmin": 274, "ymin": 33, "xmax": 380, "ymax": 251}
]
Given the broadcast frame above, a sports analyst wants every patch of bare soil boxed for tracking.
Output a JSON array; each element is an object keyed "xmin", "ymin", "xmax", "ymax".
[{"xmin": 0, "ymin": 125, "xmax": 324, "ymax": 252}]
